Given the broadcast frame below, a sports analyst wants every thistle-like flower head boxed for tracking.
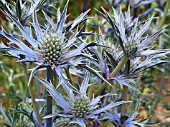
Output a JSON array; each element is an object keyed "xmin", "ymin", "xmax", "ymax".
[
  {"xmin": 0, "ymin": 1, "xmax": 92, "ymax": 88},
  {"xmin": 97, "ymin": 6, "xmax": 164, "ymax": 57},
  {"xmin": 69, "ymin": 96, "xmax": 91, "ymax": 118},
  {"xmin": 95, "ymin": 7, "xmax": 170, "ymax": 90},
  {"xmin": 90, "ymin": 16, "xmax": 169, "ymax": 94},
  {"xmin": 37, "ymin": 73, "xmax": 129, "ymax": 127},
  {"xmin": 36, "ymin": 31, "xmax": 67, "ymax": 65}
]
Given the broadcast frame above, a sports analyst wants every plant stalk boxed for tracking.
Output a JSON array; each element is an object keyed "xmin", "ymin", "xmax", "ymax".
[
  {"xmin": 45, "ymin": 66, "xmax": 53, "ymax": 127},
  {"xmin": 28, "ymin": 85, "xmax": 43, "ymax": 127},
  {"xmin": 157, "ymin": 0, "xmax": 170, "ymax": 47},
  {"xmin": 157, "ymin": 0, "xmax": 170, "ymax": 31},
  {"xmin": 154, "ymin": 70, "xmax": 166, "ymax": 109},
  {"xmin": 23, "ymin": 64, "xmax": 43, "ymax": 127},
  {"xmin": 149, "ymin": 69, "xmax": 166, "ymax": 121},
  {"xmin": 94, "ymin": 55, "xmax": 129, "ymax": 97},
  {"xmin": 18, "ymin": 29, "xmax": 29, "ymax": 99},
  {"xmin": 121, "ymin": 85, "xmax": 129, "ymax": 116},
  {"xmin": 94, "ymin": 82, "xmax": 107, "ymax": 97},
  {"xmin": 65, "ymin": 67, "xmax": 73, "ymax": 85},
  {"xmin": 22, "ymin": 63, "xmax": 29, "ymax": 99},
  {"xmin": 110, "ymin": 55, "xmax": 129, "ymax": 77}
]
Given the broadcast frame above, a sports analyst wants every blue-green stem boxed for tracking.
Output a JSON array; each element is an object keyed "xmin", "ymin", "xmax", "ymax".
[{"xmin": 46, "ymin": 66, "xmax": 53, "ymax": 127}]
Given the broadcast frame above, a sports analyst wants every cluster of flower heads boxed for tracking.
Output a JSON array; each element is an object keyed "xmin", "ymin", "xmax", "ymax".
[
  {"xmin": 94, "ymin": 6, "xmax": 169, "ymax": 90},
  {"xmin": 0, "ymin": 0, "xmax": 169, "ymax": 127}
]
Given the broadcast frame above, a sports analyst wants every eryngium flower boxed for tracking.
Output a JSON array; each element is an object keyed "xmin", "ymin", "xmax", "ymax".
[
  {"xmin": 69, "ymin": 96, "xmax": 91, "ymax": 118},
  {"xmin": 97, "ymin": 7, "xmax": 164, "ymax": 57},
  {"xmin": 94, "ymin": 7, "xmax": 170, "ymax": 92},
  {"xmin": 36, "ymin": 73, "xmax": 130, "ymax": 127},
  {"xmin": 89, "ymin": 27, "xmax": 169, "ymax": 93},
  {"xmin": 36, "ymin": 31, "xmax": 68, "ymax": 65},
  {"xmin": 0, "ymin": 2, "xmax": 91, "ymax": 86}
]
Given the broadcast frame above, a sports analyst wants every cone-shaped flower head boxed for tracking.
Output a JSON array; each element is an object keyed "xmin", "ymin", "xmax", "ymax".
[
  {"xmin": 36, "ymin": 31, "xmax": 67, "ymax": 65},
  {"xmin": 69, "ymin": 96, "xmax": 91, "ymax": 118}
]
